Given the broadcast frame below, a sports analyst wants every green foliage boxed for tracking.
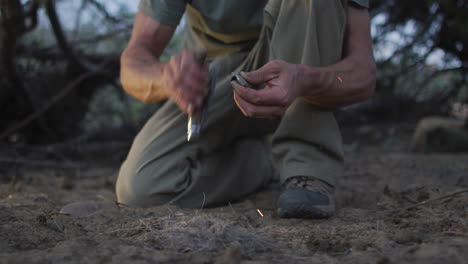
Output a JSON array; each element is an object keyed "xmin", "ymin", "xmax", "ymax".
[{"xmin": 369, "ymin": 0, "xmax": 468, "ymax": 117}]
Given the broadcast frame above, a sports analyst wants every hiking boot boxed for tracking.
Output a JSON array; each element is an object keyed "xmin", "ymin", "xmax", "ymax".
[{"xmin": 276, "ymin": 176, "xmax": 335, "ymax": 219}]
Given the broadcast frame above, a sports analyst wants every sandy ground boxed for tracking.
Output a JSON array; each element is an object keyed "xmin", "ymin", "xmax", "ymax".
[{"xmin": 0, "ymin": 128, "xmax": 467, "ymax": 263}]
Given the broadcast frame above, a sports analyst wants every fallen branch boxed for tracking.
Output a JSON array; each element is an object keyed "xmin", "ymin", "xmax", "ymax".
[
  {"xmin": 400, "ymin": 188, "xmax": 468, "ymax": 212},
  {"xmin": 0, "ymin": 60, "xmax": 112, "ymax": 141},
  {"xmin": 45, "ymin": 0, "xmax": 86, "ymax": 70},
  {"xmin": 0, "ymin": 157, "xmax": 81, "ymax": 168}
]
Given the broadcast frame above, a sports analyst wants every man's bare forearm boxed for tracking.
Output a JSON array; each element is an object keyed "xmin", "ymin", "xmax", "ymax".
[
  {"xmin": 120, "ymin": 13, "xmax": 176, "ymax": 103},
  {"xmin": 300, "ymin": 6, "xmax": 376, "ymax": 108},
  {"xmin": 120, "ymin": 46, "xmax": 168, "ymax": 103},
  {"xmin": 299, "ymin": 54, "xmax": 376, "ymax": 108}
]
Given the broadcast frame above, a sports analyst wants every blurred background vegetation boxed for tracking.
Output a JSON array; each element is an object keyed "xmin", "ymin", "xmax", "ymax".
[{"xmin": 0, "ymin": 0, "xmax": 467, "ymax": 161}]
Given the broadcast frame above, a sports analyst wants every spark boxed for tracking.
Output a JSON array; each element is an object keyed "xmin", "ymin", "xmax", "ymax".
[
  {"xmin": 337, "ymin": 76, "xmax": 343, "ymax": 83},
  {"xmin": 256, "ymin": 209, "xmax": 264, "ymax": 217}
]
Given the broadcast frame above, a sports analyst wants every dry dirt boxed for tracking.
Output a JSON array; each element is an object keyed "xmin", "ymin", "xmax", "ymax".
[{"xmin": 0, "ymin": 134, "xmax": 467, "ymax": 263}]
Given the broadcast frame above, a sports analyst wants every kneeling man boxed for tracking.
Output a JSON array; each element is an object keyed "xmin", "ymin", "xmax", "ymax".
[{"xmin": 116, "ymin": 0, "xmax": 376, "ymax": 219}]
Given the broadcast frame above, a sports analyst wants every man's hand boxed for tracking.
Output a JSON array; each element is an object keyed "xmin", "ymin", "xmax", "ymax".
[
  {"xmin": 162, "ymin": 49, "xmax": 209, "ymax": 114},
  {"xmin": 231, "ymin": 60, "xmax": 306, "ymax": 118}
]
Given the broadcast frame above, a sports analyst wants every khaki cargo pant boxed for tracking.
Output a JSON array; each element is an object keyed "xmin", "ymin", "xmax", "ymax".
[{"xmin": 116, "ymin": 0, "xmax": 346, "ymax": 208}]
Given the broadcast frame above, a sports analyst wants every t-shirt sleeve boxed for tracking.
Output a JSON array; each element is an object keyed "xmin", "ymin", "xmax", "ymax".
[
  {"xmin": 138, "ymin": 0, "xmax": 187, "ymax": 26},
  {"xmin": 350, "ymin": 0, "xmax": 369, "ymax": 8}
]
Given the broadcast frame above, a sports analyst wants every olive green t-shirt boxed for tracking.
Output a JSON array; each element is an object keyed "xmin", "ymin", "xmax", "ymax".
[
  {"xmin": 138, "ymin": 0, "xmax": 369, "ymax": 57},
  {"xmin": 139, "ymin": 0, "xmax": 369, "ymax": 28}
]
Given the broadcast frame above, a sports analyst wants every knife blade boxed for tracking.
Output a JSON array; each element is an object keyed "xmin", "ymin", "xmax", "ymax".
[{"xmin": 187, "ymin": 54, "xmax": 217, "ymax": 142}]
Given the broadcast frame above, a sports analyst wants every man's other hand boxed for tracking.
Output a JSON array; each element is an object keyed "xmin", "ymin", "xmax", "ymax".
[{"xmin": 231, "ymin": 60, "xmax": 305, "ymax": 119}]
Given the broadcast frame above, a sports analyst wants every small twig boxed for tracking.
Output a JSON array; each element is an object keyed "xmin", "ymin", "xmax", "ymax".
[
  {"xmin": 399, "ymin": 189, "xmax": 468, "ymax": 212},
  {"xmin": 402, "ymin": 194, "xmax": 419, "ymax": 204},
  {"xmin": 228, "ymin": 202, "xmax": 236, "ymax": 214},
  {"xmin": 87, "ymin": 0, "xmax": 122, "ymax": 23},
  {"xmin": 164, "ymin": 205, "xmax": 174, "ymax": 215},
  {"xmin": 200, "ymin": 192, "xmax": 206, "ymax": 210},
  {"xmin": 72, "ymin": 25, "xmax": 131, "ymax": 47},
  {"xmin": 102, "ymin": 226, "xmax": 143, "ymax": 235},
  {"xmin": 139, "ymin": 218, "xmax": 158, "ymax": 236}
]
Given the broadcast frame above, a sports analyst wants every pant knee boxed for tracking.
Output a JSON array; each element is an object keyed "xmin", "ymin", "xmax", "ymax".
[
  {"xmin": 115, "ymin": 160, "xmax": 174, "ymax": 207},
  {"xmin": 115, "ymin": 160, "xmax": 146, "ymax": 207}
]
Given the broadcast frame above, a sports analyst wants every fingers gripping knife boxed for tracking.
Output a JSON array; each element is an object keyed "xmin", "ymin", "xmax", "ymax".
[{"xmin": 187, "ymin": 51, "xmax": 218, "ymax": 142}]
